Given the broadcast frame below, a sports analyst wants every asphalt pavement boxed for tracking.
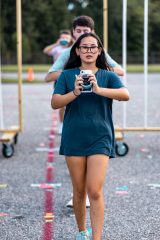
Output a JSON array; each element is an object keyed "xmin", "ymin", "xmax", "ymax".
[{"xmin": 0, "ymin": 73, "xmax": 160, "ymax": 240}]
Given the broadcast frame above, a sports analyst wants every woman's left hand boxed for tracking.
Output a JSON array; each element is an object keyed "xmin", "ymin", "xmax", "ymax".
[{"xmin": 89, "ymin": 74, "xmax": 100, "ymax": 94}]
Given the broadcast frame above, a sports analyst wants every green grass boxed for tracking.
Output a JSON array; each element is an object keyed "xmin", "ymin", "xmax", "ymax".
[
  {"xmin": 1, "ymin": 78, "xmax": 44, "ymax": 84},
  {"xmin": 1, "ymin": 64, "xmax": 51, "ymax": 72},
  {"xmin": 127, "ymin": 64, "xmax": 160, "ymax": 73},
  {"xmin": 1, "ymin": 64, "xmax": 160, "ymax": 73}
]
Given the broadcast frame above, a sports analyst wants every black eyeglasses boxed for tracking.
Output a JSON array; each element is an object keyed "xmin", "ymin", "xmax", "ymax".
[{"xmin": 79, "ymin": 46, "xmax": 99, "ymax": 54}]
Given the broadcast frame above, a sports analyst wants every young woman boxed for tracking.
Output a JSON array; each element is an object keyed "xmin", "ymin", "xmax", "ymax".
[{"xmin": 51, "ymin": 32, "xmax": 129, "ymax": 240}]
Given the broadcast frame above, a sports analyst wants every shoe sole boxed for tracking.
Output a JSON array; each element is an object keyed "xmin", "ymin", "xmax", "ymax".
[{"xmin": 66, "ymin": 195, "xmax": 90, "ymax": 208}]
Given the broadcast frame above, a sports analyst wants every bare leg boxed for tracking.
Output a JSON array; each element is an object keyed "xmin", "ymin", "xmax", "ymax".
[
  {"xmin": 66, "ymin": 156, "xmax": 87, "ymax": 231},
  {"xmin": 87, "ymin": 154, "xmax": 109, "ymax": 240}
]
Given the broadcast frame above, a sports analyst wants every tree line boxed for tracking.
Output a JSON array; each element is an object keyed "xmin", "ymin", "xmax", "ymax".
[{"xmin": 1, "ymin": 0, "xmax": 160, "ymax": 64}]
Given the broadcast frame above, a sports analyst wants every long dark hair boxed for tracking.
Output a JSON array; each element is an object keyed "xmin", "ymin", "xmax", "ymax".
[{"xmin": 64, "ymin": 32, "xmax": 111, "ymax": 71}]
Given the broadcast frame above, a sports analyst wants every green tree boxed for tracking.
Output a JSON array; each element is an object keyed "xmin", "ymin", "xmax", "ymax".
[
  {"xmin": 1, "ymin": 0, "xmax": 17, "ymax": 63},
  {"xmin": 1, "ymin": 0, "xmax": 72, "ymax": 63},
  {"xmin": 66, "ymin": 0, "xmax": 103, "ymax": 40},
  {"xmin": 1, "ymin": 0, "xmax": 160, "ymax": 64},
  {"xmin": 148, "ymin": 0, "xmax": 160, "ymax": 62},
  {"xmin": 108, "ymin": 0, "xmax": 160, "ymax": 63}
]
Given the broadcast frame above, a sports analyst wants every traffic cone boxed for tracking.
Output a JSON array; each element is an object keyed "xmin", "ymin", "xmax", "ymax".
[{"xmin": 27, "ymin": 67, "xmax": 34, "ymax": 82}]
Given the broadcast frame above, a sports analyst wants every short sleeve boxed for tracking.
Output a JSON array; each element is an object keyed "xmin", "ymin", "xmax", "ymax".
[
  {"xmin": 53, "ymin": 72, "xmax": 67, "ymax": 95},
  {"xmin": 105, "ymin": 52, "xmax": 119, "ymax": 68},
  {"xmin": 48, "ymin": 48, "xmax": 71, "ymax": 73},
  {"xmin": 108, "ymin": 72, "xmax": 125, "ymax": 89}
]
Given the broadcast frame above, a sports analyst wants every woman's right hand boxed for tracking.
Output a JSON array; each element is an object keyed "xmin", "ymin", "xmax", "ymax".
[{"xmin": 74, "ymin": 75, "xmax": 83, "ymax": 96}]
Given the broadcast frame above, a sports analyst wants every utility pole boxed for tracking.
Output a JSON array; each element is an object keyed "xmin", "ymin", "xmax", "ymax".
[{"xmin": 103, "ymin": 0, "xmax": 108, "ymax": 50}]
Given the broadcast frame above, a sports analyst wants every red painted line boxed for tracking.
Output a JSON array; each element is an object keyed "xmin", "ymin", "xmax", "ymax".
[
  {"xmin": 44, "ymin": 191, "xmax": 54, "ymax": 212},
  {"xmin": 48, "ymin": 155, "xmax": 54, "ymax": 163},
  {"xmin": 42, "ymin": 110, "xmax": 58, "ymax": 240},
  {"xmin": 0, "ymin": 213, "xmax": 10, "ymax": 217},
  {"xmin": 49, "ymin": 141, "xmax": 54, "ymax": 149},
  {"xmin": 46, "ymin": 166, "xmax": 54, "ymax": 183},
  {"xmin": 43, "ymin": 192, "xmax": 54, "ymax": 240}
]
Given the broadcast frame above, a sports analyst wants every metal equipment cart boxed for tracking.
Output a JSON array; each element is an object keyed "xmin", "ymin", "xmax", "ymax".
[
  {"xmin": 0, "ymin": 0, "xmax": 22, "ymax": 158},
  {"xmin": 113, "ymin": 0, "xmax": 160, "ymax": 157}
]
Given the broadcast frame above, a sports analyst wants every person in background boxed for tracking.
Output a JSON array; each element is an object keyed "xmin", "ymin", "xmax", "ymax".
[
  {"xmin": 43, "ymin": 29, "xmax": 72, "ymax": 62},
  {"xmin": 51, "ymin": 32, "xmax": 129, "ymax": 240},
  {"xmin": 43, "ymin": 29, "xmax": 72, "ymax": 130},
  {"xmin": 44, "ymin": 16, "xmax": 124, "ymax": 135}
]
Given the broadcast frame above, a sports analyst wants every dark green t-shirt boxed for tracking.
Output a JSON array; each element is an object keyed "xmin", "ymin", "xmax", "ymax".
[{"xmin": 54, "ymin": 68, "xmax": 125, "ymax": 157}]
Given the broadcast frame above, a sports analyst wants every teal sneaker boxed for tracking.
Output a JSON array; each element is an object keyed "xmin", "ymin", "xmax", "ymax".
[
  {"xmin": 87, "ymin": 228, "xmax": 92, "ymax": 235},
  {"xmin": 76, "ymin": 229, "xmax": 92, "ymax": 240}
]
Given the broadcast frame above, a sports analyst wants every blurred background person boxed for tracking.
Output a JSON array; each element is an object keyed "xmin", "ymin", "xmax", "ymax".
[
  {"xmin": 43, "ymin": 29, "xmax": 73, "ymax": 132},
  {"xmin": 43, "ymin": 29, "xmax": 72, "ymax": 62}
]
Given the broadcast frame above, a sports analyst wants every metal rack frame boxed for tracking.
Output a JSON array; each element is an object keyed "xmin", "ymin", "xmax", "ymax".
[
  {"xmin": 114, "ymin": 0, "xmax": 160, "ymax": 156},
  {"xmin": 0, "ymin": 0, "xmax": 22, "ymax": 158}
]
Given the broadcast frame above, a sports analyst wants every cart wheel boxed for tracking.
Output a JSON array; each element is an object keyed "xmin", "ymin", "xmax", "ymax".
[
  {"xmin": 2, "ymin": 143, "xmax": 14, "ymax": 158},
  {"xmin": 14, "ymin": 133, "xmax": 18, "ymax": 144},
  {"xmin": 115, "ymin": 142, "xmax": 129, "ymax": 157}
]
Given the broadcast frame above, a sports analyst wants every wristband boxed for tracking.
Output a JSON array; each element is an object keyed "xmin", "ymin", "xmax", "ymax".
[{"xmin": 73, "ymin": 90, "xmax": 79, "ymax": 97}]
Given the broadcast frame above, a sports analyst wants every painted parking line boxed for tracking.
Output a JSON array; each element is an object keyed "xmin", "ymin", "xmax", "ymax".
[
  {"xmin": 36, "ymin": 147, "xmax": 59, "ymax": 152},
  {"xmin": 0, "ymin": 184, "xmax": 8, "ymax": 188},
  {"xmin": 31, "ymin": 183, "xmax": 61, "ymax": 189},
  {"xmin": 115, "ymin": 185, "xmax": 129, "ymax": 195},
  {"xmin": 148, "ymin": 183, "xmax": 160, "ymax": 189}
]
